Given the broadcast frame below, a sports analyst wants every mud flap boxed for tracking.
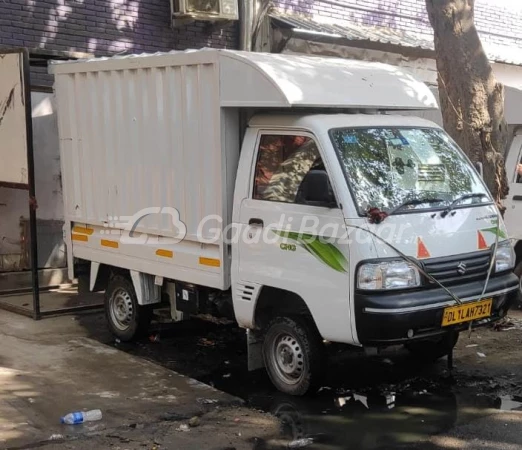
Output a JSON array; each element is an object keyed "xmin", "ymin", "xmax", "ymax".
[
  {"xmin": 90, "ymin": 262, "xmax": 100, "ymax": 291},
  {"xmin": 130, "ymin": 270, "xmax": 161, "ymax": 306},
  {"xmin": 165, "ymin": 282, "xmax": 185, "ymax": 322},
  {"xmin": 247, "ymin": 328, "xmax": 265, "ymax": 371}
]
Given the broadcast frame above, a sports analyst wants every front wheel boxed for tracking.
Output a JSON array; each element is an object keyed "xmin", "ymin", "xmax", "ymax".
[
  {"xmin": 263, "ymin": 316, "xmax": 325, "ymax": 396},
  {"xmin": 405, "ymin": 332, "xmax": 459, "ymax": 362},
  {"xmin": 104, "ymin": 274, "xmax": 152, "ymax": 342}
]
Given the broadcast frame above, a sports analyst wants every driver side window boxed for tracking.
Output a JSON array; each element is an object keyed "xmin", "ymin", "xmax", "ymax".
[{"xmin": 253, "ymin": 134, "xmax": 335, "ymax": 207}]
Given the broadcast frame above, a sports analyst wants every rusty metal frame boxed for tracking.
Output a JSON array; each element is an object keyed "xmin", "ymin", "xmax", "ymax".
[
  {"xmin": 0, "ymin": 48, "xmax": 40, "ymax": 318},
  {"xmin": 22, "ymin": 48, "xmax": 41, "ymax": 320},
  {"xmin": 0, "ymin": 181, "xmax": 30, "ymax": 190}
]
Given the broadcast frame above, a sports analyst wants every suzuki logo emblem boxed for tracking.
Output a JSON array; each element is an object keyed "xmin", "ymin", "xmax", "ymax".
[{"xmin": 457, "ymin": 262, "xmax": 467, "ymax": 275}]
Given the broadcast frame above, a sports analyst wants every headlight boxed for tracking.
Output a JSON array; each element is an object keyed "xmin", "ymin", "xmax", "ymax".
[
  {"xmin": 358, "ymin": 260, "xmax": 421, "ymax": 290},
  {"xmin": 494, "ymin": 241, "xmax": 515, "ymax": 272}
]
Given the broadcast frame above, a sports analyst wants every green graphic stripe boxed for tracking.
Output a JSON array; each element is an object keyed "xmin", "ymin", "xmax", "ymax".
[
  {"xmin": 481, "ymin": 227, "xmax": 508, "ymax": 240},
  {"xmin": 273, "ymin": 230, "xmax": 349, "ymax": 273}
]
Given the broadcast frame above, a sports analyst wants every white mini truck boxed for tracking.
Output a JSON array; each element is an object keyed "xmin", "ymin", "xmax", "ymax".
[{"xmin": 51, "ymin": 50, "xmax": 519, "ymax": 395}]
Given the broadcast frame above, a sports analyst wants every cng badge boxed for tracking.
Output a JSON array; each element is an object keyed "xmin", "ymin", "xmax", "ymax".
[{"xmin": 280, "ymin": 243, "xmax": 297, "ymax": 252}]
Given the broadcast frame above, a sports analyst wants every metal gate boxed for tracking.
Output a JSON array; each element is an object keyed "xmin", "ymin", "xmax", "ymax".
[{"xmin": 0, "ymin": 48, "xmax": 102, "ymax": 319}]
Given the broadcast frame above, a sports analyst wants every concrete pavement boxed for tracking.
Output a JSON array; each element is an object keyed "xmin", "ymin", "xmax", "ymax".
[{"xmin": 0, "ymin": 305, "xmax": 277, "ymax": 449}]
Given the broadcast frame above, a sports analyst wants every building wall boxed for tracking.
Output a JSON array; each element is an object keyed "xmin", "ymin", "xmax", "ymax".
[
  {"xmin": 275, "ymin": 0, "xmax": 522, "ymax": 50},
  {"xmin": 0, "ymin": 0, "xmax": 238, "ymax": 274},
  {"xmin": 0, "ymin": 0, "xmax": 238, "ymax": 86}
]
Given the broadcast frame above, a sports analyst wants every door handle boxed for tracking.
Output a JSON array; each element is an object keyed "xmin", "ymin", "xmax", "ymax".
[
  {"xmin": 513, "ymin": 195, "xmax": 522, "ymax": 201},
  {"xmin": 249, "ymin": 218, "xmax": 264, "ymax": 227}
]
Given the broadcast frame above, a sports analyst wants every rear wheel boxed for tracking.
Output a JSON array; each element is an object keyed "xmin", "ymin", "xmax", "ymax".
[
  {"xmin": 405, "ymin": 332, "xmax": 459, "ymax": 362},
  {"xmin": 105, "ymin": 274, "xmax": 152, "ymax": 342},
  {"xmin": 263, "ymin": 316, "xmax": 325, "ymax": 396}
]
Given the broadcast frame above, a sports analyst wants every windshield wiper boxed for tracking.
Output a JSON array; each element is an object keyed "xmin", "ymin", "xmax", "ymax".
[
  {"xmin": 389, "ymin": 197, "xmax": 445, "ymax": 216},
  {"xmin": 440, "ymin": 193, "xmax": 488, "ymax": 218}
]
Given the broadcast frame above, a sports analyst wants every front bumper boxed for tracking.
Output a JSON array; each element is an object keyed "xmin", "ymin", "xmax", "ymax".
[{"xmin": 355, "ymin": 272, "xmax": 519, "ymax": 345}]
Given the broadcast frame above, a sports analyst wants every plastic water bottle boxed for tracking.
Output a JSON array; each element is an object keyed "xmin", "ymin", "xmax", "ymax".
[{"xmin": 60, "ymin": 409, "xmax": 102, "ymax": 425}]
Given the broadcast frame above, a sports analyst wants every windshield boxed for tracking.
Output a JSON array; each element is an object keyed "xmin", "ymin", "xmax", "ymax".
[{"xmin": 330, "ymin": 127, "xmax": 491, "ymax": 215}]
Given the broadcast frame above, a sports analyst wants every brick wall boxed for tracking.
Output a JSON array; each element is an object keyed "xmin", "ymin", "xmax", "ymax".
[
  {"xmin": 0, "ymin": 0, "xmax": 238, "ymax": 86},
  {"xmin": 275, "ymin": 0, "xmax": 522, "ymax": 49}
]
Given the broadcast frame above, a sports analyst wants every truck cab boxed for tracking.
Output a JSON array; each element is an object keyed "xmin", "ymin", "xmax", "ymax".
[{"xmin": 232, "ymin": 113, "xmax": 518, "ymax": 394}]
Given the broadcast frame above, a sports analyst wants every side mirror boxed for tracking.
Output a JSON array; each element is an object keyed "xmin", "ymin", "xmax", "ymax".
[
  {"xmin": 298, "ymin": 170, "xmax": 337, "ymax": 208},
  {"xmin": 474, "ymin": 161, "xmax": 484, "ymax": 178}
]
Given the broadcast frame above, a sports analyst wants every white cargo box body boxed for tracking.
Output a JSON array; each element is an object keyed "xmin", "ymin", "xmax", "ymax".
[{"xmin": 50, "ymin": 49, "xmax": 436, "ymax": 290}]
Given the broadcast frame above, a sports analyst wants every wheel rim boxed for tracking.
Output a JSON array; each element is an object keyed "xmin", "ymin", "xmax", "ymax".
[
  {"xmin": 109, "ymin": 288, "xmax": 134, "ymax": 331},
  {"xmin": 269, "ymin": 332, "xmax": 306, "ymax": 386}
]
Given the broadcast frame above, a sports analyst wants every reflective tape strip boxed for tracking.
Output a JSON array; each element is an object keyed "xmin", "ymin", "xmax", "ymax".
[
  {"xmin": 72, "ymin": 226, "xmax": 94, "ymax": 235},
  {"xmin": 72, "ymin": 234, "xmax": 88, "ymax": 242},
  {"xmin": 156, "ymin": 249, "xmax": 174, "ymax": 258},
  {"xmin": 199, "ymin": 257, "xmax": 221, "ymax": 267},
  {"xmin": 101, "ymin": 239, "xmax": 119, "ymax": 249}
]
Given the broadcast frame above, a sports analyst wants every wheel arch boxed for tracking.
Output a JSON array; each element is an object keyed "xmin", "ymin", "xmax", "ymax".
[
  {"xmin": 89, "ymin": 264, "xmax": 161, "ymax": 306},
  {"xmin": 244, "ymin": 285, "xmax": 324, "ymax": 375},
  {"xmin": 253, "ymin": 285, "xmax": 319, "ymax": 333}
]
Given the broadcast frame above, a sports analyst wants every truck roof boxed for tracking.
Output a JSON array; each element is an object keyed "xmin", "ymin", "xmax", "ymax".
[{"xmin": 49, "ymin": 49, "xmax": 437, "ymax": 111}]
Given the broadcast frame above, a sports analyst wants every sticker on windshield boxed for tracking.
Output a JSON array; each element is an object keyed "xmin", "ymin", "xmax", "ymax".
[
  {"xmin": 343, "ymin": 135, "xmax": 358, "ymax": 144},
  {"xmin": 389, "ymin": 138, "xmax": 404, "ymax": 147},
  {"xmin": 398, "ymin": 134, "xmax": 410, "ymax": 146}
]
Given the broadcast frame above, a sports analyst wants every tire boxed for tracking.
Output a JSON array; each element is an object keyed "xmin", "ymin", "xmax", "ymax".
[
  {"xmin": 104, "ymin": 274, "xmax": 152, "ymax": 342},
  {"xmin": 405, "ymin": 332, "xmax": 459, "ymax": 362},
  {"xmin": 263, "ymin": 316, "xmax": 325, "ymax": 396}
]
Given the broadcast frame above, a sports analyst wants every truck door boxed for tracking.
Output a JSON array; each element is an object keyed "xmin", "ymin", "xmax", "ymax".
[
  {"xmin": 504, "ymin": 134, "xmax": 522, "ymax": 241},
  {"xmin": 234, "ymin": 131, "xmax": 353, "ymax": 345}
]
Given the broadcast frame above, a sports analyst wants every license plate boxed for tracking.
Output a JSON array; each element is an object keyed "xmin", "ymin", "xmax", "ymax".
[{"xmin": 442, "ymin": 299, "xmax": 493, "ymax": 327}]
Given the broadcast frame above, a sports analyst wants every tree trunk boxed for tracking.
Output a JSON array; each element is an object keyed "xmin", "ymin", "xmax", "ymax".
[{"xmin": 425, "ymin": 0, "xmax": 509, "ymax": 208}]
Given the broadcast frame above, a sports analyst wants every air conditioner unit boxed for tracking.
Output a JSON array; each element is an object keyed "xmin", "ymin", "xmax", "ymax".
[{"xmin": 171, "ymin": 0, "xmax": 239, "ymax": 21}]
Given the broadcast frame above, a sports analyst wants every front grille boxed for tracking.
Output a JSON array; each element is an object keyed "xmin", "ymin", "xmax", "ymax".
[{"xmin": 423, "ymin": 250, "xmax": 492, "ymax": 285}]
